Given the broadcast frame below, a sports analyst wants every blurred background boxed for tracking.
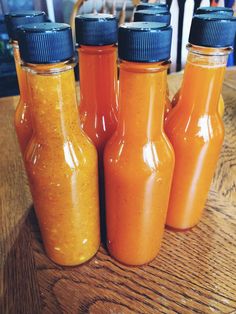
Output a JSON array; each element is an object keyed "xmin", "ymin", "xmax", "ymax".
[{"xmin": 0, "ymin": 0, "xmax": 236, "ymax": 97}]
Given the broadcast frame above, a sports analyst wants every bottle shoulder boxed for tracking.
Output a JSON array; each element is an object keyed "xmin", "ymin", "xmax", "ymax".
[
  {"xmin": 165, "ymin": 110, "xmax": 224, "ymax": 140},
  {"xmin": 15, "ymin": 101, "xmax": 31, "ymax": 127},
  {"xmin": 104, "ymin": 134, "xmax": 174, "ymax": 172},
  {"xmin": 15, "ymin": 99, "xmax": 30, "ymax": 114},
  {"xmin": 25, "ymin": 133, "xmax": 97, "ymax": 172}
]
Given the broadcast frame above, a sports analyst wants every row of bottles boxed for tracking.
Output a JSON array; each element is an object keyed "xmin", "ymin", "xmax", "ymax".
[{"xmin": 5, "ymin": 7, "xmax": 236, "ymax": 266}]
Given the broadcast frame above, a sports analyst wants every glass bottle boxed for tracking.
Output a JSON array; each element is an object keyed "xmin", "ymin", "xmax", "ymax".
[
  {"xmin": 104, "ymin": 22, "xmax": 174, "ymax": 266},
  {"xmin": 165, "ymin": 15, "xmax": 235, "ymax": 230},
  {"xmin": 75, "ymin": 14, "xmax": 118, "ymax": 241},
  {"xmin": 18, "ymin": 23, "xmax": 100, "ymax": 266}
]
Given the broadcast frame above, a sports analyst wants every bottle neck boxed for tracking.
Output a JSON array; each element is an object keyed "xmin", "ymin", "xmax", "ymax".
[
  {"xmin": 117, "ymin": 60, "xmax": 169, "ymax": 141},
  {"xmin": 78, "ymin": 45, "xmax": 118, "ymax": 115},
  {"xmin": 179, "ymin": 44, "xmax": 231, "ymax": 115},
  {"xmin": 24, "ymin": 60, "xmax": 80, "ymax": 142},
  {"xmin": 12, "ymin": 41, "xmax": 28, "ymax": 102}
]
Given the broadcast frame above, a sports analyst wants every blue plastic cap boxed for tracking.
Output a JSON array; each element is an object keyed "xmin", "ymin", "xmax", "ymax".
[
  {"xmin": 196, "ymin": 6, "xmax": 234, "ymax": 16},
  {"xmin": 75, "ymin": 13, "xmax": 118, "ymax": 46},
  {"xmin": 17, "ymin": 23, "xmax": 74, "ymax": 64},
  {"xmin": 4, "ymin": 11, "xmax": 46, "ymax": 41},
  {"xmin": 189, "ymin": 14, "xmax": 236, "ymax": 48},
  {"xmin": 134, "ymin": 9, "xmax": 171, "ymax": 25},
  {"xmin": 118, "ymin": 22, "xmax": 172, "ymax": 63},
  {"xmin": 136, "ymin": 3, "xmax": 169, "ymax": 12}
]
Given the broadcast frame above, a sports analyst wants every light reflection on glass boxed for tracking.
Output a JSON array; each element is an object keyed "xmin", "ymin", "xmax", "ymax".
[
  {"xmin": 196, "ymin": 115, "xmax": 213, "ymax": 142},
  {"xmin": 143, "ymin": 142, "xmax": 160, "ymax": 170},
  {"xmin": 64, "ymin": 141, "xmax": 80, "ymax": 168}
]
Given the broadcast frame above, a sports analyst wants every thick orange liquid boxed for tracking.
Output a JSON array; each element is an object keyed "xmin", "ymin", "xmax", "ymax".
[
  {"xmin": 78, "ymin": 45, "xmax": 118, "ymax": 156},
  {"xmin": 165, "ymin": 48, "xmax": 227, "ymax": 229},
  {"xmin": 104, "ymin": 61, "xmax": 174, "ymax": 265},
  {"xmin": 25, "ymin": 63, "xmax": 100, "ymax": 266},
  {"xmin": 13, "ymin": 43, "xmax": 32, "ymax": 154}
]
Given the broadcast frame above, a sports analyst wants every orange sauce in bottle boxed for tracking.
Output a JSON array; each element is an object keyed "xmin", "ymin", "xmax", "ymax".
[
  {"xmin": 18, "ymin": 23, "xmax": 100, "ymax": 266},
  {"xmin": 75, "ymin": 14, "xmax": 118, "ymax": 242},
  {"xmin": 165, "ymin": 45, "xmax": 231, "ymax": 230},
  {"xmin": 78, "ymin": 45, "xmax": 118, "ymax": 156},
  {"xmin": 25, "ymin": 61, "xmax": 100, "ymax": 266},
  {"xmin": 104, "ymin": 60, "xmax": 174, "ymax": 265}
]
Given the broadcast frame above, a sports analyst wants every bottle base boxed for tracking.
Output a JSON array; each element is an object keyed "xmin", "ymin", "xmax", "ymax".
[
  {"xmin": 165, "ymin": 224, "xmax": 197, "ymax": 232},
  {"xmin": 107, "ymin": 247, "xmax": 160, "ymax": 267},
  {"xmin": 45, "ymin": 245, "xmax": 100, "ymax": 267}
]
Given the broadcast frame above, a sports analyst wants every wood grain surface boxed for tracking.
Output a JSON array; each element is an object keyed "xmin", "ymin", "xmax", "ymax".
[{"xmin": 1, "ymin": 70, "xmax": 236, "ymax": 314}]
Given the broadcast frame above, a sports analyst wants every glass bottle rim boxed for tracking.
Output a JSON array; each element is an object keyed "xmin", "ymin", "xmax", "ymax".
[
  {"xmin": 119, "ymin": 59, "xmax": 170, "ymax": 73},
  {"xmin": 187, "ymin": 43, "xmax": 233, "ymax": 56},
  {"xmin": 22, "ymin": 57, "xmax": 76, "ymax": 75}
]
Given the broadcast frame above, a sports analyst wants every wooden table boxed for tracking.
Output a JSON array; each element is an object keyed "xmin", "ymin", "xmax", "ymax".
[{"xmin": 1, "ymin": 70, "xmax": 236, "ymax": 314}]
